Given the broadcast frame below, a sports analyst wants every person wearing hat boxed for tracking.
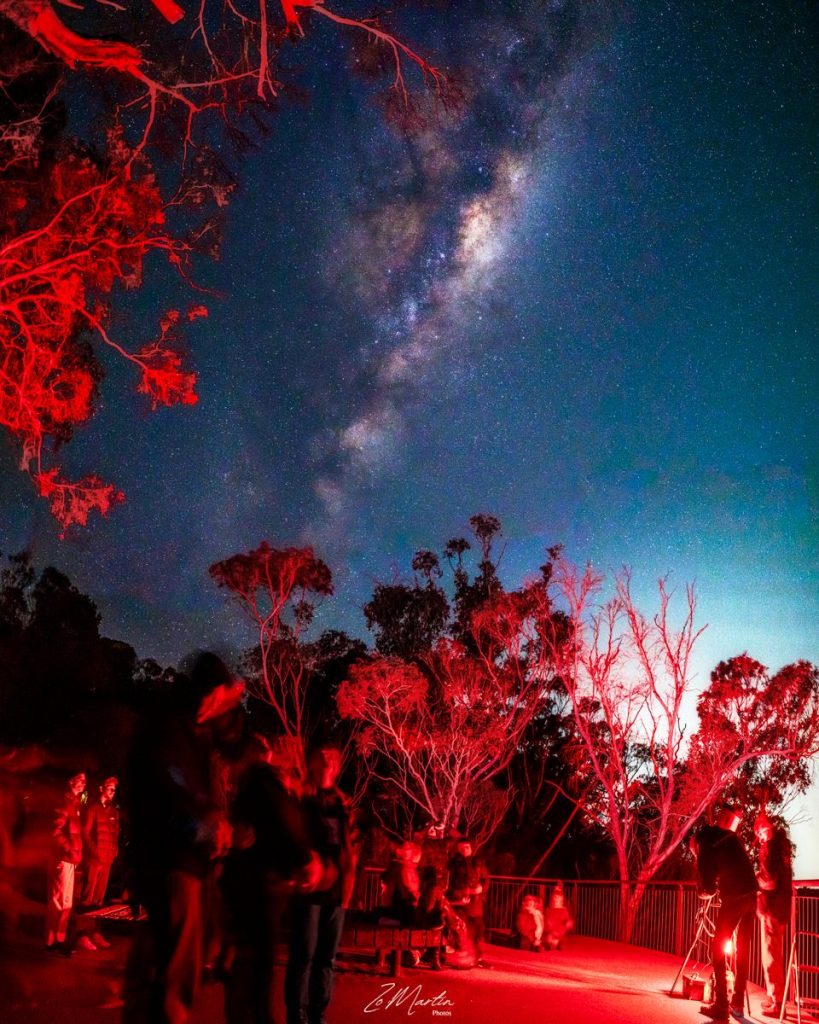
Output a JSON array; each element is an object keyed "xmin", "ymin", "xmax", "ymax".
[
  {"xmin": 754, "ymin": 812, "xmax": 793, "ymax": 1017},
  {"xmin": 46, "ymin": 770, "xmax": 86, "ymax": 954},
  {"xmin": 690, "ymin": 822, "xmax": 758, "ymax": 1021}
]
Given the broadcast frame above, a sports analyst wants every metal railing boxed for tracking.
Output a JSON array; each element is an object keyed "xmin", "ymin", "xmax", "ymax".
[{"xmin": 359, "ymin": 869, "xmax": 819, "ymax": 1001}]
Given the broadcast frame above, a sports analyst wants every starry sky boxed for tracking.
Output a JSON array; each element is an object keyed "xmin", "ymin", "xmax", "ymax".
[{"xmin": 1, "ymin": 2, "xmax": 817, "ymax": 865}]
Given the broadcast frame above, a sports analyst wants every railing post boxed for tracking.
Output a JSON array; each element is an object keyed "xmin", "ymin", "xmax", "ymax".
[{"xmin": 674, "ymin": 883, "xmax": 684, "ymax": 957}]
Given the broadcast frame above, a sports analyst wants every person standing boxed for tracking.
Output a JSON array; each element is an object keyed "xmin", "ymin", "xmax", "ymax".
[
  {"xmin": 82, "ymin": 776, "xmax": 121, "ymax": 909},
  {"xmin": 691, "ymin": 822, "xmax": 758, "ymax": 1021},
  {"xmin": 124, "ymin": 652, "xmax": 243, "ymax": 1024},
  {"xmin": 46, "ymin": 770, "xmax": 86, "ymax": 955},
  {"xmin": 755, "ymin": 812, "xmax": 793, "ymax": 1017},
  {"xmin": 285, "ymin": 742, "xmax": 355, "ymax": 1024},
  {"xmin": 446, "ymin": 839, "xmax": 489, "ymax": 965},
  {"xmin": 222, "ymin": 734, "xmax": 318, "ymax": 1024}
]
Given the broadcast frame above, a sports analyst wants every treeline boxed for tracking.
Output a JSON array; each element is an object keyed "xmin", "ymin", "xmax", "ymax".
[{"xmin": 2, "ymin": 515, "xmax": 817, "ymax": 927}]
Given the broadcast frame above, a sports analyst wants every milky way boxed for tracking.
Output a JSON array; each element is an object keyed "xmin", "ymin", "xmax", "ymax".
[{"xmin": 0, "ymin": 2, "xmax": 816, "ymax": 868}]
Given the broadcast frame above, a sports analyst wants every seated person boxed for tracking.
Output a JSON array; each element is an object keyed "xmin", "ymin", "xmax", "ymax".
[
  {"xmin": 516, "ymin": 893, "xmax": 545, "ymax": 952},
  {"xmin": 544, "ymin": 882, "xmax": 574, "ymax": 950},
  {"xmin": 379, "ymin": 841, "xmax": 421, "ymax": 925}
]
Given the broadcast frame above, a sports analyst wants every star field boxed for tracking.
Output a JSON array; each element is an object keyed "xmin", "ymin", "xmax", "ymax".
[{"xmin": 0, "ymin": 0, "xmax": 817, "ymax": 861}]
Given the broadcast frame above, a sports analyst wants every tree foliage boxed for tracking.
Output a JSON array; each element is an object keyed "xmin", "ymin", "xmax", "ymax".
[
  {"xmin": 0, "ymin": 0, "xmax": 450, "ymax": 528},
  {"xmin": 209, "ymin": 543, "xmax": 334, "ymax": 773},
  {"xmin": 340, "ymin": 522, "xmax": 569, "ymax": 844}
]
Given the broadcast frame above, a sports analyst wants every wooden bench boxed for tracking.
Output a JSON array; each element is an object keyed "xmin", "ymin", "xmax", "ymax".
[{"xmin": 347, "ymin": 917, "xmax": 445, "ymax": 977}]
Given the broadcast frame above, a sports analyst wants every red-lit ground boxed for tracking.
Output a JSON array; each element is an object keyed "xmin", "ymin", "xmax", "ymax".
[{"xmin": 2, "ymin": 928, "xmax": 771, "ymax": 1024}]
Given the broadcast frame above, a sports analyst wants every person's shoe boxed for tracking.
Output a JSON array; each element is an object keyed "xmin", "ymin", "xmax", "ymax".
[
  {"xmin": 91, "ymin": 931, "xmax": 111, "ymax": 949},
  {"xmin": 700, "ymin": 1003, "xmax": 730, "ymax": 1021},
  {"xmin": 761, "ymin": 1004, "xmax": 783, "ymax": 1018},
  {"xmin": 77, "ymin": 935, "xmax": 98, "ymax": 951}
]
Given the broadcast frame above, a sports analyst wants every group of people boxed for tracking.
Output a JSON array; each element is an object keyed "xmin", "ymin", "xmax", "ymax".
[
  {"xmin": 691, "ymin": 807, "xmax": 793, "ymax": 1022},
  {"xmin": 122, "ymin": 652, "xmax": 354, "ymax": 1024},
  {"xmin": 515, "ymin": 884, "xmax": 575, "ymax": 953},
  {"xmin": 36, "ymin": 657, "xmax": 797, "ymax": 1024},
  {"xmin": 46, "ymin": 770, "xmax": 120, "ymax": 954},
  {"xmin": 379, "ymin": 836, "xmax": 490, "ymax": 966}
]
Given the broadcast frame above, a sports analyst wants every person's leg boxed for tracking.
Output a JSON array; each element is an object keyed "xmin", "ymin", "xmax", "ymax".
[
  {"xmin": 473, "ymin": 913, "xmax": 485, "ymax": 958},
  {"xmin": 308, "ymin": 903, "xmax": 344, "ymax": 1024},
  {"xmin": 285, "ymin": 899, "xmax": 319, "ymax": 1024},
  {"xmin": 730, "ymin": 901, "xmax": 755, "ymax": 1011},
  {"xmin": 82, "ymin": 862, "xmax": 101, "ymax": 907},
  {"xmin": 709, "ymin": 902, "xmax": 737, "ymax": 1012},
  {"xmin": 759, "ymin": 913, "xmax": 786, "ymax": 1006},
  {"xmin": 162, "ymin": 871, "xmax": 204, "ymax": 1024},
  {"xmin": 249, "ymin": 880, "xmax": 282, "ymax": 1024},
  {"xmin": 47, "ymin": 861, "xmax": 76, "ymax": 944},
  {"xmin": 93, "ymin": 861, "xmax": 113, "ymax": 906}
]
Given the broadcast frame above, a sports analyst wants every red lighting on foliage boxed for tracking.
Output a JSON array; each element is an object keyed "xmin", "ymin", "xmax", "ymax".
[{"xmin": 1, "ymin": 0, "xmax": 451, "ymax": 530}]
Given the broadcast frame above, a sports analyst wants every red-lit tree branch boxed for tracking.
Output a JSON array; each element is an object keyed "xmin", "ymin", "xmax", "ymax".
[
  {"xmin": 0, "ymin": 136, "xmax": 208, "ymax": 530},
  {"xmin": 0, "ymin": 0, "xmax": 448, "ymax": 528},
  {"xmin": 337, "ymin": 580, "xmax": 563, "ymax": 844}
]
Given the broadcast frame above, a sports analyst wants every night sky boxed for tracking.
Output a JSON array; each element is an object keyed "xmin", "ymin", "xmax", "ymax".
[{"xmin": 1, "ymin": 3, "xmax": 817, "ymax": 861}]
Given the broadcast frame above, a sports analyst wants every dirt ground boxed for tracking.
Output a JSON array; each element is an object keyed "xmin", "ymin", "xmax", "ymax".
[{"xmin": 2, "ymin": 924, "xmax": 777, "ymax": 1024}]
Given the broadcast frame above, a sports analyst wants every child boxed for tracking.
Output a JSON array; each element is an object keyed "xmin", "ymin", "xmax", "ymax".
[
  {"xmin": 544, "ymin": 882, "xmax": 574, "ymax": 950},
  {"xmin": 516, "ymin": 893, "xmax": 545, "ymax": 952}
]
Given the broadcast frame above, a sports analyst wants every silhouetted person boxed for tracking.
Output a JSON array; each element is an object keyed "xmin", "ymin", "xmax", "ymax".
[
  {"xmin": 285, "ymin": 742, "xmax": 355, "ymax": 1024},
  {"xmin": 516, "ymin": 893, "xmax": 544, "ymax": 952},
  {"xmin": 222, "ymin": 734, "xmax": 318, "ymax": 1024},
  {"xmin": 755, "ymin": 812, "xmax": 793, "ymax": 1017},
  {"xmin": 691, "ymin": 823, "xmax": 758, "ymax": 1021},
  {"xmin": 124, "ymin": 652, "xmax": 244, "ymax": 1024},
  {"xmin": 46, "ymin": 770, "xmax": 86, "ymax": 955}
]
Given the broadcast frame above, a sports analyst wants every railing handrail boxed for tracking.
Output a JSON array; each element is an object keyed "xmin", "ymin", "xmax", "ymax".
[{"xmin": 362, "ymin": 866, "xmax": 819, "ymax": 889}]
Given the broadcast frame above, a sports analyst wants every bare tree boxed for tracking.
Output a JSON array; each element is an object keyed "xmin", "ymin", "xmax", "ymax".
[{"xmin": 546, "ymin": 559, "xmax": 819, "ymax": 940}]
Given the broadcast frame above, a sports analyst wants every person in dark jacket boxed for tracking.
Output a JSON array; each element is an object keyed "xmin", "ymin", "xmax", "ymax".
[
  {"xmin": 692, "ymin": 823, "xmax": 758, "ymax": 1021},
  {"xmin": 754, "ymin": 812, "xmax": 793, "ymax": 1017},
  {"xmin": 82, "ymin": 776, "xmax": 120, "ymax": 908},
  {"xmin": 46, "ymin": 770, "xmax": 86, "ymax": 953},
  {"xmin": 222, "ymin": 734, "xmax": 318, "ymax": 1024},
  {"xmin": 446, "ymin": 839, "xmax": 489, "ymax": 964},
  {"xmin": 123, "ymin": 653, "xmax": 244, "ymax": 1024},
  {"xmin": 285, "ymin": 742, "xmax": 355, "ymax": 1024}
]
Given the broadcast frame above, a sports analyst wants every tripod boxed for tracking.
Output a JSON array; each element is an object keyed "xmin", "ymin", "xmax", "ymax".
[{"xmin": 670, "ymin": 894, "xmax": 718, "ymax": 996}]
